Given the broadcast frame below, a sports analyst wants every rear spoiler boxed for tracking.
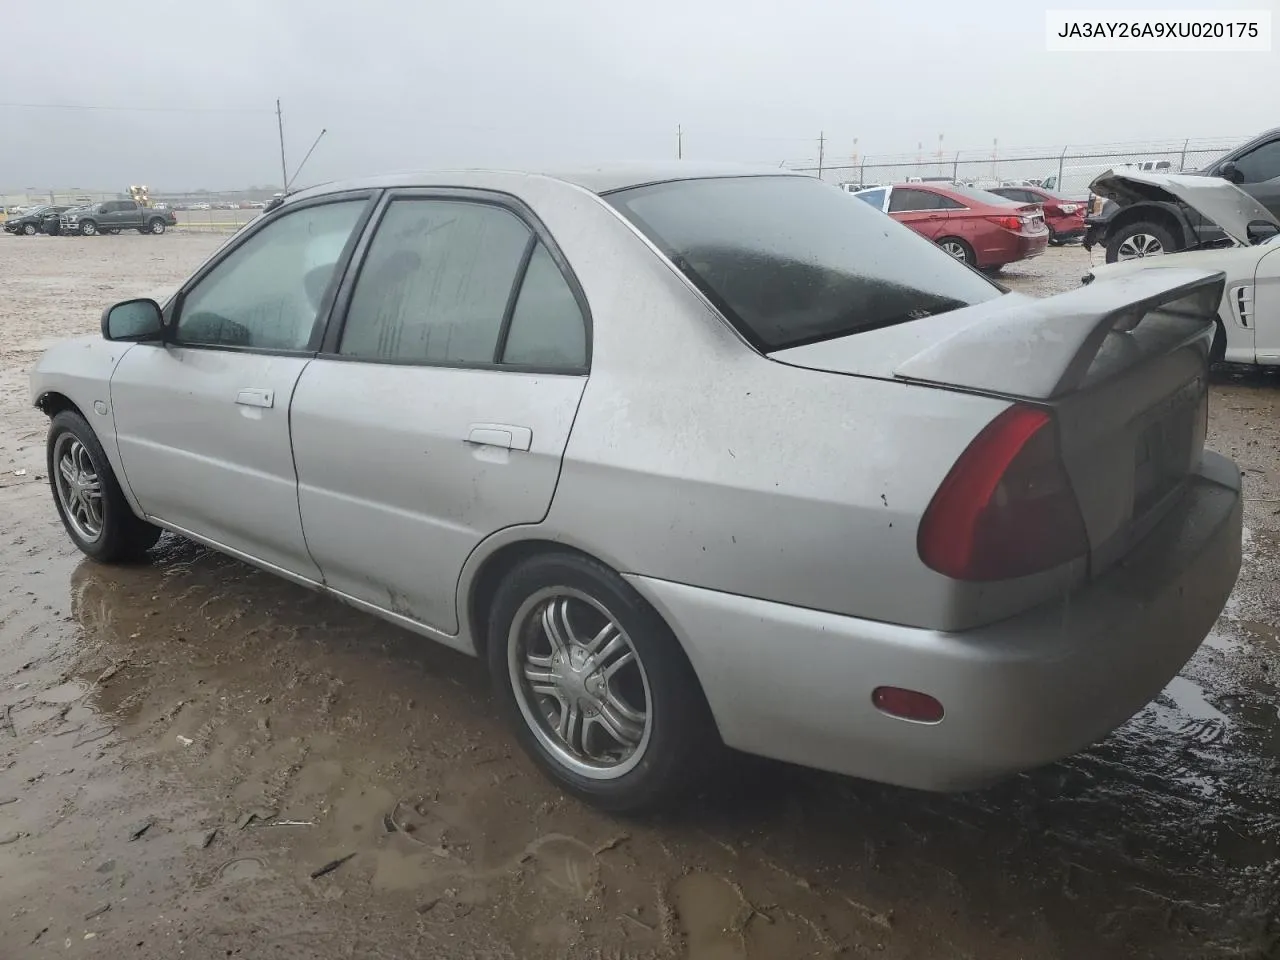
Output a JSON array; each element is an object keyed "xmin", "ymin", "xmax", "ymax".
[{"xmin": 893, "ymin": 269, "xmax": 1225, "ymax": 401}]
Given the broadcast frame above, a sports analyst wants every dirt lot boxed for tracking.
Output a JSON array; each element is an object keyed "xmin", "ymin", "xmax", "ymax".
[{"xmin": 2, "ymin": 235, "xmax": 1280, "ymax": 960}]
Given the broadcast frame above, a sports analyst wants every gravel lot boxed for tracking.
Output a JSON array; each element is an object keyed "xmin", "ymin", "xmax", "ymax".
[{"xmin": 2, "ymin": 234, "xmax": 1279, "ymax": 959}]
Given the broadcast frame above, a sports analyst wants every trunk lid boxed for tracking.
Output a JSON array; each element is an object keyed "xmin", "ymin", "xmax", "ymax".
[
  {"xmin": 1089, "ymin": 169, "xmax": 1280, "ymax": 247},
  {"xmin": 771, "ymin": 269, "xmax": 1225, "ymax": 578}
]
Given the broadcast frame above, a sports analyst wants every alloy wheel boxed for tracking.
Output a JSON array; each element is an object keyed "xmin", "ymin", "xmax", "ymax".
[
  {"xmin": 53, "ymin": 434, "xmax": 104, "ymax": 542},
  {"xmin": 507, "ymin": 587, "xmax": 653, "ymax": 780},
  {"xmin": 1116, "ymin": 233, "xmax": 1164, "ymax": 260}
]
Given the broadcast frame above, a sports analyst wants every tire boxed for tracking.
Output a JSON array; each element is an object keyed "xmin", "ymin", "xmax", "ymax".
[
  {"xmin": 23, "ymin": 223, "xmax": 36, "ymax": 236},
  {"xmin": 148, "ymin": 219, "xmax": 166, "ymax": 235},
  {"xmin": 936, "ymin": 236, "xmax": 975, "ymax": 265},
  {"xmin": 79, "ymin": 220, "xmax": 98, "ymax": 237},
  {"xmin": 46, "ymin": 411, "xmax": 161, "ymax": 563},
  {"xmin": 1211, "ymin": 319, "xmax": 1227, "ymax": 364},
  {"xmin": 1105, "ymin": 221, "xmax": 1177, "ymax": 264},
  {"xmin": 487, "ymin": 551, "xmax": 713, "ymax": 813},
  {"xmin": 107, "ymin": 228, "xmax": 121, "ymax": 235}
]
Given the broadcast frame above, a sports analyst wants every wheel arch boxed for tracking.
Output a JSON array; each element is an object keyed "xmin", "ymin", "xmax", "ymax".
[
  {"xmin": 1106, "ymin": 202, "xmax": 1194, "ymax": 249},
  {"xmin": 34, "ymin": 390, "xmax": 85, "ymax": 420},
  {"xmin": 462, "ymin": 535, "xmax": 714, "ymax": 717}
]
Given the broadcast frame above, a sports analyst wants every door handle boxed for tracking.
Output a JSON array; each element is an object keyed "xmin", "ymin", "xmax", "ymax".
[
  {"xmin": 466, "ymin": 423, "xmax": 532, "ymax": 451},
  {"xmin": 235, "ymin": 388, "xmax": 274, "ymax": 409}
]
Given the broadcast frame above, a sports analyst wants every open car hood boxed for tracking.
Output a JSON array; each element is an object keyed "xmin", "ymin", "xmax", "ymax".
[{"xmin": 1090, "ymin": 169, "xmax": 1280, "ymax": 247}]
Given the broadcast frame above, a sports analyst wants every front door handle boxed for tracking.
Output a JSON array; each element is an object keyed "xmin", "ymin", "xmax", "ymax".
[
  {"xmin": 235, "ymin": 388, "xmax": 274, "ymax": 409},
  {"xmin": 466, "ymin": 423, "xmax": 532, "ymax": 451}
]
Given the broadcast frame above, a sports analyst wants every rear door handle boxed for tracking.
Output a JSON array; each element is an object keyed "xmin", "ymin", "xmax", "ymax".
[
  {"xmin": 466, "ymin": 423, "xmax": 532, "ymax": 451},
  {"xmin": 235, "ymin": 388, "xmax": 274, "ymax": 409}
]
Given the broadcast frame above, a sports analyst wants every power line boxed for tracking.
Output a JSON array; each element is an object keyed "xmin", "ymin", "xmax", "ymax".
[{"xmin": 1, "ymin": 100, "xmax": 272, "ymax": 113}]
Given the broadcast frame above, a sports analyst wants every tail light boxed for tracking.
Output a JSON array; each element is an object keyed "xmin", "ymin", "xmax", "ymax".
[
  {"xmin": 918, "ymin": 405, "xmax": 1089, "ymax": 581},
  {"xmin": 988, "ymin": 214, "xmax": 1030, "ymax": 232}
]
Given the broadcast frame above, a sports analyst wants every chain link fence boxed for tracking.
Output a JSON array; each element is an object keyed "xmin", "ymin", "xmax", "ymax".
[{"xmin": 786, "ymin": 136, "xmax": 1247, "ymax": 198}]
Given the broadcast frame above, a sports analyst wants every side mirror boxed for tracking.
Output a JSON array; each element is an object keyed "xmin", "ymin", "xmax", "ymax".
[
  {"xmin": 1247, "ymin": 220, "xmax": 1280, "ymax": 245},
  {"xmin": 102, "ymin": 298, "xmax": 164, "ymax": 341},
  {"xmin": 1219, "ymin": 160, "xmax": 1243, "ymax": 183}
]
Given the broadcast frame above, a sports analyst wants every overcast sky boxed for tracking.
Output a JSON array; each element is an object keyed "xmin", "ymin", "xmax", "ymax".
[{"xmin": 1, "ymin": 0, "xmax": 1276, "ymax": 191}]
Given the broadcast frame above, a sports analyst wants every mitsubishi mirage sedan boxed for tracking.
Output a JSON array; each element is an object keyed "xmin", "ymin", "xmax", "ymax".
[{"xmin": 31, "ymin": 165, "xmax": 1242, "ymax": 812}]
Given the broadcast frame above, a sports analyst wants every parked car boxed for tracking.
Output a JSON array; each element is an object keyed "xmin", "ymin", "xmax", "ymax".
[
  {"xmin": 3, "ymin": 204, "xmax": 69, "ymax": 236},
  {"xmin": 854, "ymin": 182, "xmax": 1048, "ymax": 271},
  {"xmin": 60, "ymin": 200, "xmax": 177, "ymax": 236},
  {"xmin": 30, "ymin": 165, "xmax": 1241, "ymax": 812},
  {"xmin": 1082, "ymin": 172, "xmax": 1280, "ymax": 365},
  {"xmin": 988, "ymin": 185, "xmax": 1085, "ymax": 245},
  {"xmin": 1085, "ymin": 130, "xmax": 1280, "ymax": 262},
  {"xmin": 190, "ymin": 202, "xmax": 212, "ymax": 211}
]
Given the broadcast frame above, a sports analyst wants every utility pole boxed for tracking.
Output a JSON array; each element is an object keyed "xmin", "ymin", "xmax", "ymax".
[
  {"xmin": 276, "ymin": 99, "xmax": 288, "ymax": 194},
  {"xmin": 677, "ymin": 124, "xmax": 683, "ymax": 160},
  {"xmin": 817, "ymin": 130, "xmax": 825, "ymax": 179}
]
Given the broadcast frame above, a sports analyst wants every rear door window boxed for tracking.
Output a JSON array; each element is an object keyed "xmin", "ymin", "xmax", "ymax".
[
  {"xmin": 888, "ymin": 188, "xmax": 938, "ymax": 212},
  {"xmin": 606, "ymin": 175, "xmax": 1002, "ymax": 352}
]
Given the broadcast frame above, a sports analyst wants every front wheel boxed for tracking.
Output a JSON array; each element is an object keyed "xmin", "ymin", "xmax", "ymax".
[
  {"xmin": 1106, "ymin": 221, "xmax": 1177, "ymax": 264},
  {"xmin": 79, "ymin": 219, "xmax": 98, "ymax": 236},
  {"xmin": 148, "ymin": 219, "xmax": 166, "ymax": 235},
  {"xmin": 936, "ymin": 236, "xmax": 975, "ymax": 265},
  {"xmin": 47, "ymin": 411, "xmax": 161, "ymax": 562},
  {"xmin": 487, "ymin": 552, "xmax": 713, "ymax": 813}
]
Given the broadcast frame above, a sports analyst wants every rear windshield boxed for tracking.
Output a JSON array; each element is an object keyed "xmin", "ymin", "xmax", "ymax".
[
  {"xmin": 949, "ymin": 185, "xmax": 1021, "ymax": 206},
  {"xmin": 606, "ymin": 176, "xmax": 1002, "ymax": 352}
]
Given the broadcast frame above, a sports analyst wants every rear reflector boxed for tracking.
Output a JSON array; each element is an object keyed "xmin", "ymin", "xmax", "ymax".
[
  {"xmin": 872, "ymin": 686, "xmax": 945, "ymax": 723},
  {"xmin": 918, "ymin": 405, "xmax": 1089, "ymax": 581}
]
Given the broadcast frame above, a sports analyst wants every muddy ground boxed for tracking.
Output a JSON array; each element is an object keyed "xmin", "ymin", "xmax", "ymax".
[{"xmin": 2, "ymin": 234, "xmax": 1279, "ymax": 960}]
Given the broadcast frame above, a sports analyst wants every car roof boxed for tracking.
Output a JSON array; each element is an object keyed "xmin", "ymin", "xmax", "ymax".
[{"xmin": 288, "ymin": 162, "xmax": 806, "ymax": 204}]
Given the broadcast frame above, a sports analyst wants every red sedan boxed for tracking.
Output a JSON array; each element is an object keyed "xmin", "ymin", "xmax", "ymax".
[
  {"xmin": 853, "ymin": 183, "xmax": 1048, "ymax": 271},
  {"xmin": 989, "ymin": 185, "xmax": 1087, "ymax": 245}
]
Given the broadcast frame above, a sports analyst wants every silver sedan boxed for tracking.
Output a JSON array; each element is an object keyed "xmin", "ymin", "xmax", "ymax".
[{"xmin": 30, "ymin": 164, "xmax": 1243, "ymax": 812}]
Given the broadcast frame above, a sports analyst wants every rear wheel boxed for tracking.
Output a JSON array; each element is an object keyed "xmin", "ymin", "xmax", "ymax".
[
  {"xmin": 937, "ymin": 236, "xmax": 974, "ymax": 265},
  {"xmin": 22, "ymin": 223, "xmax": 36, "ymax": 236},
  {"xmin": 79, "ymin": 219, "xmax": 98, "ymax": 236},
  {"xmin": 487, "ymin": 551, "xmax": 713, "ymax": 813},
  {"xmin": 1106, "ymin": 221, "xmax": 1176, "ymax": 264},
  {"xmin": 148, "ymin": 218, "xmax": 166, "ymax": 235},
  {"xmin": 46, "ymin": 411, "xmax": 161, "ymax": 562}
]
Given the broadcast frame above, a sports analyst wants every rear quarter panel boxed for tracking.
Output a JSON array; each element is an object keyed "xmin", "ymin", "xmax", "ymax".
[{"xmin": 476, "ymin": 177, "xmax": 1019, "ymax": 631}]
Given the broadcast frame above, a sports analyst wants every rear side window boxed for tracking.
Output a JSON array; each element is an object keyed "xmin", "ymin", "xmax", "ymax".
[
  {"xmin": 607, "ymin": 175, "xmax": 1002, "ymax": 352},
  {"xmin": 948, "ymin": 185, "xmax": 1021, "ymax": 207},
  {"xmin": 500, "ymin": 243, "xmax": 586, "ymax": 368}
]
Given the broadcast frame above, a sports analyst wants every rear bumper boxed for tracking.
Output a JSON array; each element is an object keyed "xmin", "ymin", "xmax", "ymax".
[
  {"xmin": 978, "ymin": 230, "xmax": 1048, "ymax": 267},
  {"xmin": 627, "ymin": 451, "xmax": 1242, "ymax": 791}
]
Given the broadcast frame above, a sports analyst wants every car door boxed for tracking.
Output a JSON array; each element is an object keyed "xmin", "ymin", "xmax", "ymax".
[
  {"xmin": 1253, "ymin": 241, "xmax": 1280, "ymax": 364},
  {"xmin": 109, "ymin": 193, "xmax": 373, "ymax": 580},
  {"xmin": 289, "ymin": 192, "xmax": 590, "ymax": 636},
  {"xmin": 1221, "ymin": 137, "xmax": 1280, "ymax": 219},
  {"xmin": 116, "ymin": 199, "xmax": 141, "ymax": 228}
]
